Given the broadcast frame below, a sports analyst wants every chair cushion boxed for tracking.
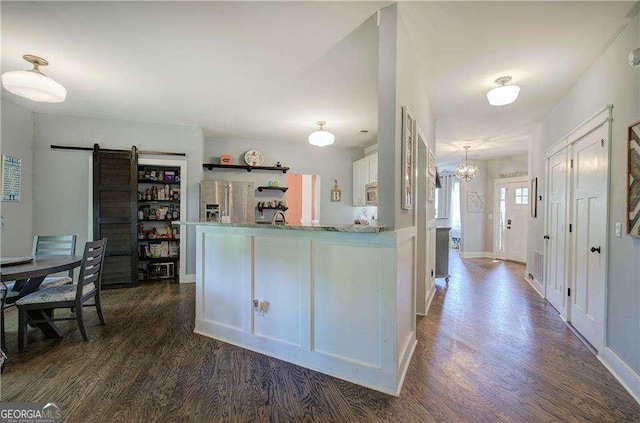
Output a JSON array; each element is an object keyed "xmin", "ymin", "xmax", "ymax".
[
  {"xmin": 39, "ymin": 276, "xmax": 73, "ymax": 289},
  {"xmin": 1, "ymin": 282, "xmax": 15, "ymax": 293},
  {"xmin": 15, "ymin": 283, "xmax": 95, "ymax": 306}
]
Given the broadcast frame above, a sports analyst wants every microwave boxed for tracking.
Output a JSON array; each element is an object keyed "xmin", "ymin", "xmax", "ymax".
[{"xmin": 365, "ymin": 182, "xmax": 378, "ymax": 205}]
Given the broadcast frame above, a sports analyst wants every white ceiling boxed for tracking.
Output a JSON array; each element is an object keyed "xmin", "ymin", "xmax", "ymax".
[
  {"xmin": 1, "ymin": 1, "xmax": 387, "ymax": 147},
  {"xmin": 401, "ymin": 1, "xmax": 637, "ymax": 168},
  {"xmin": 1, "ymin": 1, "xmax": 637, "ymax": 159}
]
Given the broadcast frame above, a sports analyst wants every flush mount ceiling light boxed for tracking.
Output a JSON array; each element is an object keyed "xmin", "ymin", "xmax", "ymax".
[
  {"xmin": 455, "ymin": 146, "xmax": 479, "ymax": 181},
  {"xmin": 308, "ymin": 121, "xmax": 335, "ymax": 147},
  {"xmin": 486, "ymin": 76, "xmax": 520, "ymax": 106},
  {"xmin": 1, "ymin": 54, "xmax": 67, "ymax": 103}
]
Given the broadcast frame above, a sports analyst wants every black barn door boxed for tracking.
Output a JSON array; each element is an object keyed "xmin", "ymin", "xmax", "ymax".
[{"xmin": 93, "ymin": 147, "xmax": 138, "ymax": 287}]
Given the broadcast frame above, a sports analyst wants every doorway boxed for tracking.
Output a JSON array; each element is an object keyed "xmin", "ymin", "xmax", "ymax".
[{"xmin": 494, "ymin": 178, "xmax": 529, "ymax": 263}]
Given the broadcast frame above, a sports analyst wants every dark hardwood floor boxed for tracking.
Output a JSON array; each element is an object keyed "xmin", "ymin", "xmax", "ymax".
[{"xmin": 1, "ymin": 253, "xmax": 638, "ymax": 422}]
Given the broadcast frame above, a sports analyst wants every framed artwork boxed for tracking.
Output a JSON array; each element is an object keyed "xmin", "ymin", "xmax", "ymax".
[
  {"xmin": 401, "ymin": 106, "xmax": 415, "ymax": 210},
  {"xmin": 628, "ymin": 119, "xmax": 640, "ymax": 237},
  {"xmin": 530, "ymin": 177, "xmax": 538, "ymax": 218},
  {"xmin": 467, "ymin": 191, "xmax": 485, "ymax": 213},
  {"xmin": 428, "ymin": 147, "xmax": 436, "ymax": 180},
  {"xmin": 428, "ymin": 181, "xmax": 436, "ymax": 202}
]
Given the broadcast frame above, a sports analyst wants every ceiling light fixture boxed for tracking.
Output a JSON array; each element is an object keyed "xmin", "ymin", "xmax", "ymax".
[
  {"xmin": 455, "ymin": 146, "xmax": 479, "ymax": 181},
  {"xmin": 308, "ymin": 121, "xmax": 335, "ymax": 147},
  {"xmin": 1, "ymin": 54, "xmax": 67, "ymax": 103},
  {"xmin": 486, "ymin": 76, "xmax": 520, "ymax": 106}
]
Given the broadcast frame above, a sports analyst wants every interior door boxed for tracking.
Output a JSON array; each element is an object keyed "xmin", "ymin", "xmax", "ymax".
[
  {"xmin": 93, "ymin": 148, "xmax": 138, "ymax": 287},
  {"xmin": 545, "ymin": 149, "xmax": 568, "ymax": 314},
  {"xmin": 569, "ymin": 126, "xmax": 607, "ymax": 352},
  {"xmin": 496, "ymin": 181, "xmax": 529, "ymax": 262}
]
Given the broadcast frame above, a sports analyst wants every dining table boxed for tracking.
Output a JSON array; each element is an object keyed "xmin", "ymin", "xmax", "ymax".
[{"xmin": 1, "ymin": 254, "xmax": 83, "ymax": 354}]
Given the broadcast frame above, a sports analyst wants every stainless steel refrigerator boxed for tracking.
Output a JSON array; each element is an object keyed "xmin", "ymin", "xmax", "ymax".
[{"xmin": 200, "ymin": 180, "xmax": 255, "ymax": 223}]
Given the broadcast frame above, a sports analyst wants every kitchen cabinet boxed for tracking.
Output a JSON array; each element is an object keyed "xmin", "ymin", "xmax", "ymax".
[{"xmin": 352, "ymin": 153, "xmax": 378, "ymax": 206}]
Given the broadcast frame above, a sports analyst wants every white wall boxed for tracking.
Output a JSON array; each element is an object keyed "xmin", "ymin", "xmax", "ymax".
[
  {"xmin": 484, "ymin": 154, "xmax": 528, "ymax": 253},
  {"xmin": 459, "ymin": 160, "xmax": 488, "ymax": 256},
  {"xmin": 378, "ymin": 4, "xmax": 437, "ymax": 230},
  {"xmin": 203, "ymin": 138, "xmax": 362, "ymax": 225},
  {"xmin": 32, "ymin": 113, "xmax": 204, "ymax": 275},
  {"xmin": 528, "ymin": 14, "xmax": 640, "ymax": 374},
  {"xmin": 0, "ymin": 99, "xmax": 34, "ymax": 256}
]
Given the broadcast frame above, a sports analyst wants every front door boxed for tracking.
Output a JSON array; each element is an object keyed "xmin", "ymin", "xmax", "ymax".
[
  {"xmin": 569, "ymin": 125, "xmax": 607, "ymax": 352},
  {"xmin": 496, "ymin": 181, "xmax": 529, "ymax": 263},
  {"xmin": 545, "ymin": 149, "xmax": 568, "ymax": 314}
]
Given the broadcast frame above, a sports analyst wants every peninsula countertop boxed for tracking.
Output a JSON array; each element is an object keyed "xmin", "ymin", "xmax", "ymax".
[{"xmin": 173, "ymin": 221, "xmax": 387, "ymax": 233}]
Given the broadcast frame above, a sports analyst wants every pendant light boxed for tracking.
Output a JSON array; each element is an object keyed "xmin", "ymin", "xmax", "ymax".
[
  {"xmin": 1, "ymin": 55, "xmax": 67, "ymax": 103},
  {"xmin": 486, "ymin": 76, "xmax": 520, "ymax": 106},
  {"xmin": 308, "ymin": 121, "xmax": 335, "ymax": 147},
  {"xmin": 455, "ymin": 146, "xmax": 479, "ymax": 181}
]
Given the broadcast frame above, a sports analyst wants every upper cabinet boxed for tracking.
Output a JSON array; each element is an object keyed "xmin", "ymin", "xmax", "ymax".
[{"xmin": 353, "ymin": 153, "xmax": 377, "ymax": 206}]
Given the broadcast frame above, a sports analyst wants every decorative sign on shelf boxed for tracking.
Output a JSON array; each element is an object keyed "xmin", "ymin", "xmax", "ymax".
[
  {"xmin": 467, "ymin": 191, "xmax": 485, "ymax": 213},
  {"xmin": 2, "ymin": 154, "xmax": 21, "ymax": 202},
  {"xmin": 331, "ymin": 180, "xmax": 342, "ymax": 202}
]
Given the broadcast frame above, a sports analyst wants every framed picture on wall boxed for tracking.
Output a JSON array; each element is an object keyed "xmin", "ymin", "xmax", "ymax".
[
  {"xmin": 401, "ymin": 106, "xmax": 415, "ymax": 210},
  {"xmin": 628, "ymin": 119, "xmax": 640, "ymax": 237},
  {"xmin": 428, "ymin": 147, "xmax": 436, "ymax": 180}
]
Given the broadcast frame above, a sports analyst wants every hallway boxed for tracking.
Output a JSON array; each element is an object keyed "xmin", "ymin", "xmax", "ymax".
[
  {"xmin": 0, "ymin": 254, "xmax": 638, "ymax": 421},
  {"xmin": 407, "ymin": 252, "xmax": 639, "ymax": 421}
]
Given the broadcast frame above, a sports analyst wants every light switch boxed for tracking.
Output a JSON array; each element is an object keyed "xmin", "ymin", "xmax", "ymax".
[{"xmin": 615, "ymin": 222, "xmax": 622, "ymax": 237}]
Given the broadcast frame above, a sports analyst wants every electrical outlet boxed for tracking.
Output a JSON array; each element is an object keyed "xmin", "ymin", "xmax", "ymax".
[{"xmin": 615, "ymin": 222, "xmax": 622, "ymax": 238}]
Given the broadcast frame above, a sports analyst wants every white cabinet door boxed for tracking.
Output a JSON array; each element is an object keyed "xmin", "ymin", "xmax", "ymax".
[
  {"xmin": 368, "ymin": 153, "xmax": 378, "ymax": 184},
  {"xmin": 353, "ymin": 159, "xmax": 366, "ymax": 206}
]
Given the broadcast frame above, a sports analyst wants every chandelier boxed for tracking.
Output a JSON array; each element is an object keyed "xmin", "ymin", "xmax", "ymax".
[{"xmin": 455, "ymin": 146, "xmax": 479, "ymax": 181}]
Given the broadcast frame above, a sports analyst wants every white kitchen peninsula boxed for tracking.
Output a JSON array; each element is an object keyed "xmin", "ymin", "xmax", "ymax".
[{"xmin": 179, "ymin": 221, "xmax": 417, "ymax": 396}]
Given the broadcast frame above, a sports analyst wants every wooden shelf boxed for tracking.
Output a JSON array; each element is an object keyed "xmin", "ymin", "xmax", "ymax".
[
  {"xmin": 138, "ymin": 219, "xmax": 177, "ymax": 222},
  {"xmin": 138, "ymin": 257, "xmax": 179, "ymax": 262},
  {"xmin": 137, "ymin": 238, "xmax": 179, "ymax": 242},
  {"xmin": 203, "ymin": 163, "xmax": 290, "ymax": 173},
  {"xmin": 138, "ymin": 179, "xmax": 181, "ymax": 185},
  {"xmin": 257, "ymin": 206, "xmax": 289, "ymax": 212},
  {"xmin": 257, "ymin": 186, "xmax": 288, "ymax": 192},
  {"xmin": 138, "ymin": 200, "xmax": 180, "ymax": 204}
]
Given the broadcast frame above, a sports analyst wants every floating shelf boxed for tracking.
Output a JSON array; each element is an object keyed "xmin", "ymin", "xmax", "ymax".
[
  {"xmin": 257, "ymin": 186, "xmax": 288, "ymax": 192},
  {"xmin": 257, "ymin": 206, "xmax": 289, "ymax": 212},
  {"xmin": 203, "ymin": 163, "xmax": 290, "ymax": 173}
]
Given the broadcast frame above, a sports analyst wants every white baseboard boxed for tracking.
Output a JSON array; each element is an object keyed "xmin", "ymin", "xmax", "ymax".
[
  {"xmin": 523, "ymin": 271, "xmax": 544, "ymax": 297},
  {"xmin": 181, "ymin": 273, "xmax": 196, "ymax": 283},
  {"xmin": 459, "ymin": 251, "xmax": 492, "ymax": 259},
  {"xmin": 416, "ymin": 283, "xmax": 436, "ymax": 317},
  {"xmin": 599, "ymin": 347, "xmax": 640, "ymax": 404}
]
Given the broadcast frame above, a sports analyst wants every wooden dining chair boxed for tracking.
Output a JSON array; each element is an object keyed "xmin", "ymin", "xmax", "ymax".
[
  {"xmin": 32, "ymin": 234, "xmax": 77, "ymax": 289},
  {"xmin": 0, "ymin": 235, "xmax": 77, "ymax": 351},
  {"xmin": 15, "ymin": 238, "xmax": 107, "ymax": 350}
]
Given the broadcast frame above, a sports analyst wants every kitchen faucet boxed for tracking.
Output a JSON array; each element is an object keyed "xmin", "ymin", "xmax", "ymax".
[{"xmin": 271, "ymin": 210, "xmax": 287, "ymax": 225}]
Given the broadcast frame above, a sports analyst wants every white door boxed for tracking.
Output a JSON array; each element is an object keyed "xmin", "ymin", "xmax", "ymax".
[
  {"xmin": 545, "ymin": 149, "xmax": 568, "ymax": 314},
  {"xmin": 495, "ymin": 181, "xmax": 529, "ymax": 262},
  {"xmin": 569, "ymin": 126, "xmax": 607, "ymax": 352}
]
